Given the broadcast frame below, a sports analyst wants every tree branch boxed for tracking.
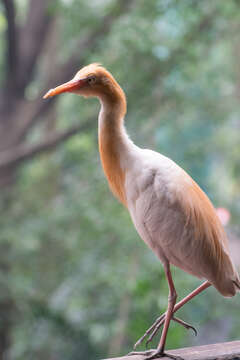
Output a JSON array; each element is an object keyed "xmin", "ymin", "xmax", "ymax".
[
  {"xmin": 17, "ymin": 0, "xmax": 53, "ymax": 92},
  {"xmin": 2, "ymin": 0, "xmax": 18, "ymax": 89},
  {"xmin": 0, "ymin": 119, "xmax": 94, "ymax": 170}
]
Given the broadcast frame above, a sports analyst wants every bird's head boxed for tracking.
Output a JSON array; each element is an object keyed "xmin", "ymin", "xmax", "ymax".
[{"xmin": 43, "ymin": 63, "xmax": 126, "ymax": 105}]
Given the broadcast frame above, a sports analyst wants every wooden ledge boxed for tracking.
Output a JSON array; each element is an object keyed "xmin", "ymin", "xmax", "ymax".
[{"xmin": 103, "ymin": 340, "xmax": 240, "ymax": 360}]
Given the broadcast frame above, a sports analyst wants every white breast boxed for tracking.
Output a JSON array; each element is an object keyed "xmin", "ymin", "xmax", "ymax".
[{"xmin": 124, "ymin": 149, "xmax": 185, "ymax": 264}]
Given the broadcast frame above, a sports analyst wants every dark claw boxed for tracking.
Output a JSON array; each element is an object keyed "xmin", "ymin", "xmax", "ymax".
[
  {"xmin": 190, "ymin": 325, "xmax": 197, "ymax": 337},
  {"xmin": 172, "ymin": 316, "xmax": 197, "ymax": 337}
]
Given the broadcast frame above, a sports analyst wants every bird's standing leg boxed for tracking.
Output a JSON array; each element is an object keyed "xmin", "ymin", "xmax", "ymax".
[
  {"xmin": 146, "ymin": 263, "xmax": 177, "ymax": 358},
  {"xmin": 128, "ymin": 262, "xmax": 177, "ymax": 359}
]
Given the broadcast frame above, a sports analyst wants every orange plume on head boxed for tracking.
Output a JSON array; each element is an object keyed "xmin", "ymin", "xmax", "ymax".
[{"xmin": 43, "ymin": 63, "xmax": 127, "ymax": 115}]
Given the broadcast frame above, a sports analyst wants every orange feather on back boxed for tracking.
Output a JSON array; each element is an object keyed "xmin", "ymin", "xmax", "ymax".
[{"xmin": 179, "ymin": 175, "xmax": 238, "ymax": 296}]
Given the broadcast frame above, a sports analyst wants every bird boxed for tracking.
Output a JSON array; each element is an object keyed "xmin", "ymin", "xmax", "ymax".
[{"xmin": 44, "ymin": 63, "xmax": 240, "ymax": 359}]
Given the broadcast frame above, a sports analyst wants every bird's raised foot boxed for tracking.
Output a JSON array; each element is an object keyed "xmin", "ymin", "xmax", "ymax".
[
  {"xmin": 172, "ymin": 316, "xmax": 197, "ymax": 336},
  {"xmin": 134, "ymin": 314, "xmax": 197, "ymax": 350}
]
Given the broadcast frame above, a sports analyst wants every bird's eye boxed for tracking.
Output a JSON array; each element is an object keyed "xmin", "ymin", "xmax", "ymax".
[{"xmin": 87, "ymin": 76, "xmax": 96, "ymax": 85}]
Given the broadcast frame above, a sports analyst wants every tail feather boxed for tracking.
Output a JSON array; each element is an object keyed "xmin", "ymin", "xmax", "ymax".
[{"xmin": 214, "ymin": 265, "xmax": 240, "ymax": 297}]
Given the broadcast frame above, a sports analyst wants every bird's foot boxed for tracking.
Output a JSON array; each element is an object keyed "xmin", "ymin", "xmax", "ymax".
[
  {"xmin": 133, "ymin": 314, "xmax": 197, "ymax": 350},
  {"xmin": 146, "ymin": 350, "xmax": 184, "ymax": 360},
  {"xmin": 127, "ymin": 349, "xmax": 183, "ymax": 360}
]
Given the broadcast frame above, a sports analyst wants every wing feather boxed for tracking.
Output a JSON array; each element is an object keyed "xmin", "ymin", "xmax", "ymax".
[{"xmin": 173, "ymin": 173, "xmax": 239, "ymax": 297}]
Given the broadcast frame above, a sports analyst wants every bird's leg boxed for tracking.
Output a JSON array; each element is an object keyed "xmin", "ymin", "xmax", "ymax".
[
  {"xmin": 129, "ymin": 263, "xmax": 177, "ymax": 359},
  {"xmin": 132, "ymin": 280, "xmax": 211, "ymax": 351},
  {"xmin": 170, "ymin": 280, "xmax": 211, "ymax": 314},
  {"xmin": 145, "ymin": 263, "xmax": 177, "ymax": 359}
]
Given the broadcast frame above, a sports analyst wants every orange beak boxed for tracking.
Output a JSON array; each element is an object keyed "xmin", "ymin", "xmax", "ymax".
[{"xmin": 43, "ymin": 78, "xmax": 87, "ymax": 99}]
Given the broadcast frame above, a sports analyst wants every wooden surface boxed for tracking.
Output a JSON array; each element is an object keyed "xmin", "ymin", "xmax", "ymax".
[{"xmin": 103, "ymin": 341, "xmax": 240, "ymax": 360}]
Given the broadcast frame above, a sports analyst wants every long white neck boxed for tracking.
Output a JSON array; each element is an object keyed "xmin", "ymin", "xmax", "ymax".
[{"xmin": 98, "ymin": 96, "xmax": 135, "ymax": 206}]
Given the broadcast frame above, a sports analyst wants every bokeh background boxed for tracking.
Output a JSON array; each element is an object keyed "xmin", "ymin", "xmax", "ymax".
[{"xmin": 0, "ymin": 0, "xmax": 240, "ymax": 359}]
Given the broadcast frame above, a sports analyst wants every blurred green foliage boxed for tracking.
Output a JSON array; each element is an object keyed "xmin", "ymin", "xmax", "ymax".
[{"xmin": 0, "ymin": 0, "xmax": 240, "ymax": 359}]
